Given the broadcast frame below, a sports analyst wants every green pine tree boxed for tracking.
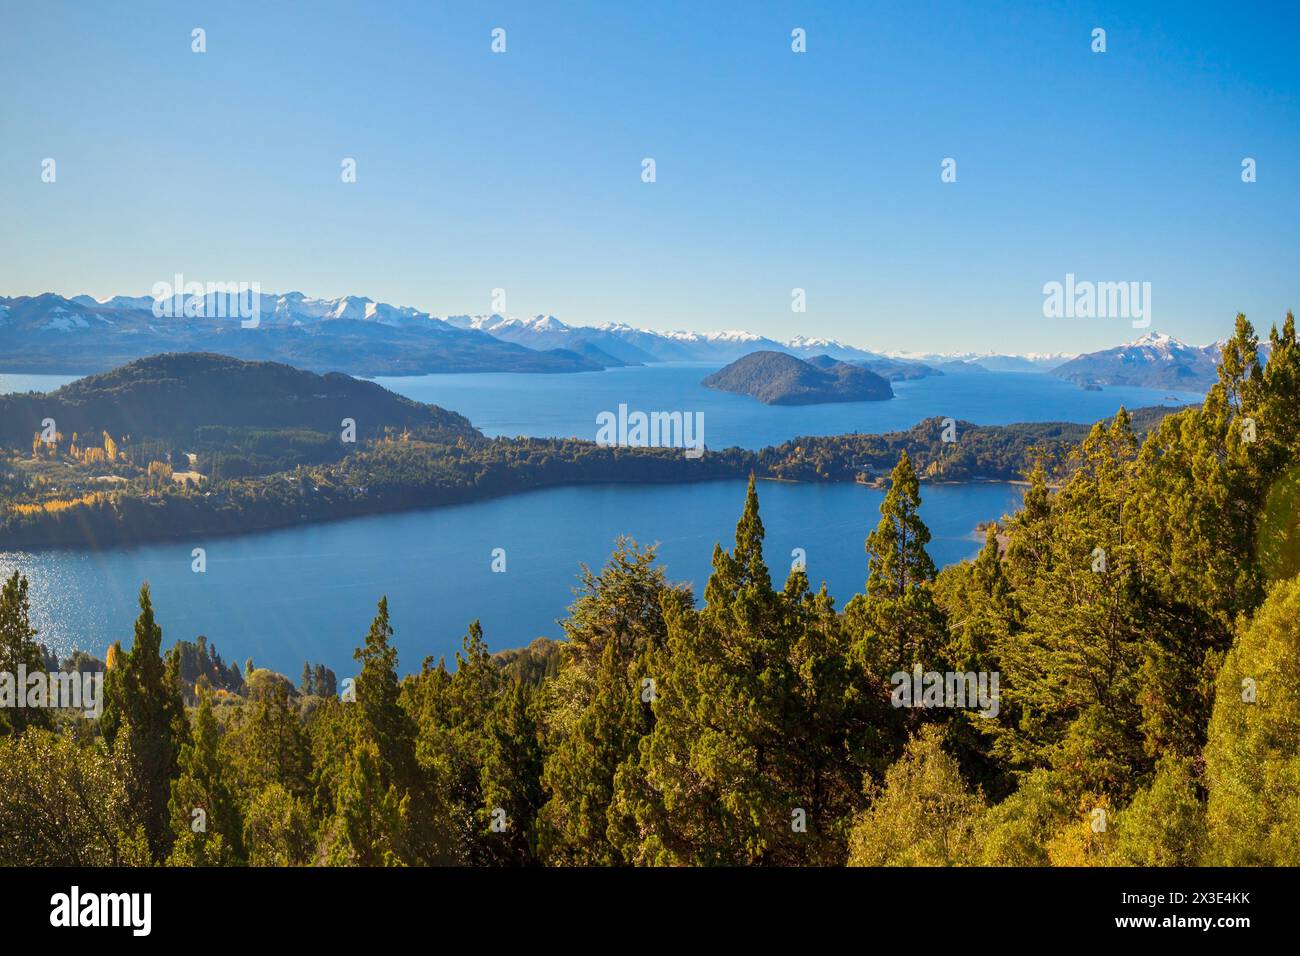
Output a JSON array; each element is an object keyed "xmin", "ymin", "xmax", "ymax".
[
  {"xmin": 0, "ymin": 572, "xmax": 49, "ymax": 735},
  {"xmin": 101, "ymin": 583, "xmax": 187, "ymax": 859},
  {"xmin": 167, "ymin": 686, "xmax": 244, "ymax": 865}
]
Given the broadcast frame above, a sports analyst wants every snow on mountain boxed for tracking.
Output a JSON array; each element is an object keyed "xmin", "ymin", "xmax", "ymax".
[
  {"xmin": 71, "ymin": 294, "xmax": 158, "ymax": 311},
  {"xmin": 443, "ymin": 314, "xmax": 656, "ymax": 365},
  {"xmin": 265, "ymin": 293, "xmax": 438, "ymax": 328},
  {"xmin": 1132, "ymin": 331, "xmax": 1176, "ymax": 348},
  {"xmin": 1051, "ymin": 331, "xmax": 1217, "ymax": 390},
  {"xmin": 42, "ymin": 311, "xmax": 91, "ymax": 332},
  {"xmin": 885, "ymin": 348, "xmax": 1073, "ymax": 372},
  {"xmin": 787, "ymin": 335, "xmax": 845, "ymax": 350},
  {"xmin": 784, "ymin": 336, "xmax": 883, "ymax": 362},
  {"xmin": 659, "ymin": 329, "xmax": 772, "ymax": 345},
  {"xmin": 0, "ymin": 293, "xmax": 600, "ymax": 375},
  {"xmin": 8, "ymin": 288, "xmax": 1191, "ymax": 375}
]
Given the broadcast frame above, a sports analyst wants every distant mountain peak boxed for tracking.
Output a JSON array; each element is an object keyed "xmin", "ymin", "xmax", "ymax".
[
  {"xmin": 1052, "ymin": 333, "xmax": 1218, "ymax": 390},
  {"xmin": 1129, "ymin": 331, "xmax": 1187, "ymax": 349}
]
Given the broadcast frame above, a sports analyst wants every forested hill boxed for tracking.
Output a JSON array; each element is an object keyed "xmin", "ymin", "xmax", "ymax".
[
  {"xmin": 703, "ymin": 351, "xmax": 894, "ymax": 404},
  {"xmin": 0, "ymin": 353, "xmax": 479, "ymax": 445},
  {"xmin": 755, "ymin": 404, "xmax": 1186, "ymax": 482}
]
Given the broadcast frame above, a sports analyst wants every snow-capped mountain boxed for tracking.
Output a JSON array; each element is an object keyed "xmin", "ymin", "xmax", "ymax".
[
  {"xmin": 262, "ymin": 293, "xmax": 444, "ymax": 328},
  {"xmin": 6, "ymin": 287, "xmax": 1183, "ymax": 381},
  {"xmin": 885, "ymin": 349, "xmax": 1073, "ymax": 373},
  {"xmin": 442, "ymin": 314, "xmax": 907, "ymax": 365},
  {"xmin": 0, "ymin": 293, "xmax": 602, "ymax": 376},
  {"xmin": 1202, "ymin": 336, "xmax": 1273, "ymax": 367},
  {"xmin": 444, "ymin": 314, "xmax": 658, "ymax": 365},
  {"xmin": 1050, "ymin": 331, "xmax": 1219, "ymax": 390},
  {"xmin": 70, "ymin": 294, "xmax": 158, "ymax": 312}
]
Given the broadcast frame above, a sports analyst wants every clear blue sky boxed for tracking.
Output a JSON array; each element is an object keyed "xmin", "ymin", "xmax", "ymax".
[{"xmin": 2, "ymin": 0, "xmax": 1297, "ymax": 353}]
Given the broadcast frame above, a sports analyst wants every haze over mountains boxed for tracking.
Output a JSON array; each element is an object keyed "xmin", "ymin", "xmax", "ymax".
[{"xmin": 0, "ymin": 290, "xmax": 1230, "ymax": 390}]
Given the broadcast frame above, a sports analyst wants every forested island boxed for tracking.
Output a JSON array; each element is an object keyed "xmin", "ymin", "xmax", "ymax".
[
  {"xmin": 0, "ymin": 352, "xmax": 1185, "ymax": 549},
  {"xmin": 1, "ymin": 314, "xmax": 1297, "ymax": 867},
  {"xmin": 702, "ymin": 350, "xmax": 894, "ymax": 404}
]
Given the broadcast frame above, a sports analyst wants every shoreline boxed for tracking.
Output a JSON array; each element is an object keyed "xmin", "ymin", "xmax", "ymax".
[{"xmin": 0, "ymin": 470, "xmax": 1024, "ymax": 555}]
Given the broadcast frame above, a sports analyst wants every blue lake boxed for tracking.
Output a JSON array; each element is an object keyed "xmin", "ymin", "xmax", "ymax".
[
  {"xmin": 1, "ymin": 480, "xmax": 1023, "ymax": 679},
  {"xmin": 0, "ymin": 362, "xmax": 1200, "ymax": 678},
  {"xmin": 0, "ymin": 372, "xmax": 79, "ymax": 394},
  {"xmin": 373, "ymin": 364, "xmax": 1202, "ymax": 449}
]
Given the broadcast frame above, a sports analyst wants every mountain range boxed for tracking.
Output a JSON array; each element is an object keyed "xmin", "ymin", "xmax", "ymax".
[
  {"xmin": 0, "ymin": 290, "xmax": 1235, "ymax": 390},
  {"xmin": 0, "ymin": 292, "xmax": 603, "ymax": 376},
  {"xmin": 1049, "ymin": 331, "xmax": 1257, "ymax": 391}
]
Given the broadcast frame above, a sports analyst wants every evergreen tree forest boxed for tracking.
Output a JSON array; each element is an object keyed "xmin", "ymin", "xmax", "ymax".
[{"xmin": 1, "ymin": 314, "xmax": 1298, "ymax": 867}]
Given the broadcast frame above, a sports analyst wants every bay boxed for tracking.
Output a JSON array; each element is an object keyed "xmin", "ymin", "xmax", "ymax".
[
  {"xmin": 373, "ymin": 363, "xmax": 1202, "ymax": 449},
  {"xmin": 0, "ymin": 479, "xmax": 1023, "ymax": 678},
  {"xmin": 0, "ymin": 362, "xmax": 1197, "ymax": 679}
]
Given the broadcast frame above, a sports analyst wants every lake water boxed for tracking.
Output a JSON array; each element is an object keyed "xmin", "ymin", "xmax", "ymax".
[
  {"xmin": 0, "ymin": 363, "xmax": 1199, "ymax": 678},
  {"xmin": 0, "ymin": 372, "xmax": 79, "ymax": 394},
  {"xmin": 373, "ymin": 364, "xmax": 1203, "ymax": 449},
  {"xmin": 1, "ymin": 480, "xmax": 1023, "ymax": 679}
]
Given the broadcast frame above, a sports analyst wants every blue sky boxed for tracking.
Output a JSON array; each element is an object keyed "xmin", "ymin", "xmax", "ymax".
[{"xmin": 1, "ymin": 0, "xmax": 1297, "ymax": 353}]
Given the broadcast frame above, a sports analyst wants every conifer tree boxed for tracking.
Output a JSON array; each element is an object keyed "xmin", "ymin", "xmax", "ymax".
[
  {"xmin": 932, "ymin": 526, "xmax": 1019, "ymax": 795},
  {"xmin": 865, "ymin": 451, "xmax": 937, "ymax": 600},
  {"xmin": 846, "ymin": 452, "xmax": 946, "ymax": 678},
  {"xmin": 992, "ymin": 412, "xmax": 1148, "ymax": 800},
  {"xmin": 543, "ymin": 634, "xmax": 654, "ymax": 865},
  {"xmin": 313, "ymin": 664, "xmax": 336, "ymax": 698},
  {"xmin": 167, "ymin": 687, "xmax": 244, "ymax": 865},
  {"xmin": 1204, "ymin": 575, "xmax": 1300, "ymax": 865},
  {"xmin": 101, "ymin": 583, "xmax": 186, "ymax": 858},
  {"xmin": 353, "ymin": 597, "xmax": 419, "ymax": 791},
  {"xmin": 618, "ymin": 476, "xmax": 881, "ymax": 865},
  {"xmin": 324, "ymin": 737, "xmax": 407, "ymax": 866},
  {"xmin": 479, "ymin": 680, "xmax": 545, "ymax": 865},
  {"xmin": 348, "ymin": 596, "xmax": 450, "ymax": 865},
  {"xmin": 401, "ymin": 619, "xmax": 502, "ymax": 864},
  {"xmin": 224, "ymin": 670, "xmax": 312, "ymax": 801},
  {"xmin": 539, "ymin": 539, "xmax": 678, "ymax": 865},
  {"xmin": 0, "ymin": 571, "xmax": 49, "ymax": 735},
  {"xmin": 1003, "ymin": 459, "xmax": 1054, "ymax": 588}
]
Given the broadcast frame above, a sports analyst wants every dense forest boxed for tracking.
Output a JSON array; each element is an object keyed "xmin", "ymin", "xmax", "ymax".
[{"xmin": 0, "ymin": 314, "xmax": 1297, "ymax": 866}]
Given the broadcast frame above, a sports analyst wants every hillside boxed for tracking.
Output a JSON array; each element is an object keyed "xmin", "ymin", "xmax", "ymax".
[
  {"xmin": 0, "ymin": 353, "xmax": 479, "ymax": 447},
  {"xmin": 702, "ymin": 351, "xmax": 894, "ymax": 405},
  {"xmin": 806, "ymin": 354, "xmax": 940, "ymax": 381}
]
